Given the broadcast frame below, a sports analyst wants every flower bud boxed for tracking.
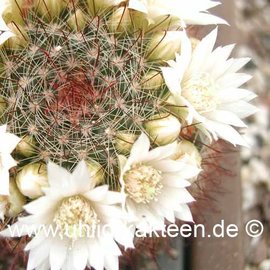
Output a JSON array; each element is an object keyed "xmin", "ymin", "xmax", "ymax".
[
  {"xmin": 2, "ymin": 0, "xmax": 26, "ymax": 25},
  {"xmin": 16, "ymin": 135, "xmax": 36, "ymax": 157},
  {"xmin": 0, "ymin": 179, "xmax": 26, "ymax": 221},
  {"xmin": 0, "ymin": 196, "xmax": 8, "ymax": 221},
  {"xmin": 16, "ymin": 163, "xmax": 48, "ymax": 199},
  {"xmin": 115, "ymin": 132, "xmax": 138, "ymax": 155},
  {"xmin": 86, "ymin": 0, "xmax": 121, "ymax": 16},
  {"xmin": 6, "ymin": 179, "xmax": 26, "ymax": 218},
  {"xmin": 141, "ymin": 71, "xmax": 164, "ymax": 91},
  {"xmin": 166, "ymin": 95, "xmax": 188, "ymax": 120},
  {"xmin": 108, "ymin": 7, "xmax": 132, "ymax": 34},
  {"xmin": 68, "ymin": 9, "xmax": 86, "ymax": 31},
  {"xmin": 86, "ymin": 159, "xmax": 105, "ymax": 186},
  {"xmin": 146, "ymin": 31, "xmax": 182, "ymax": 62},
  {"xmin": 5, "ymin": 22, "xmax": 28, "ymax": 49},
  {"xmin": 171, "ymin": 140, "xmax": 202, "ymax": 168},
  {"xmin": 144, "ymin": 113, "xmax": 181, "ymax": 145},
  {"xmin": 33, "ymin": 0, "xmax": 66, "ymax": 20}
]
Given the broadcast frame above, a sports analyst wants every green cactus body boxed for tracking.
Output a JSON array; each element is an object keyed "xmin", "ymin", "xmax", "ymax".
[{"xmin": 0, "ymin": 4, "xmax": 168, "ymax": 189}]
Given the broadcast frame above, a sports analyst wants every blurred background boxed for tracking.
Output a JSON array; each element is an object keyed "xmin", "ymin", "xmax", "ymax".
[{"xmin": 237, "ymin": 0, "xmax": 270, "ymax": 269}]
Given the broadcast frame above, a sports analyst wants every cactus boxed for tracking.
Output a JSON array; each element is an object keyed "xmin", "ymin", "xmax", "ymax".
[{"xmin": 0, "ymin": 3, "xmax": 171, "ymax": 190}]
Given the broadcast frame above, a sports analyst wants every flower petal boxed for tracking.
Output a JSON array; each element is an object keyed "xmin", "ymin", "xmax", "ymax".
[
  {"xmin": 204, "ymin": 120, "xmax": 249, "ymax": 146},
  {"xmin": 162, "ymin": 174, "xmax": 191, "ymax": 188},
  {"xmin": 72, "ymin": 239, "xmax": 88, "ymax": 270},
  {"xmin": 71, "ymin": 160, "xmax": 92, "ymax": 193},
  {"xmin": 88, "ymin": 240, "xmax": 104, "ymax": 270},
  {"xmin": 128, "ymin": 132, "xmax": 150, "ymax": 164},
  {"xmin": 84, "ymin": 185, "xmax": 109, "ymax": 202},
  {"xmin": 206, "ymin": 110, "xmax": 247, "ymax": 127},
  {"xmin": 0, "ymin": 132, "xmax": 21, "ymax": 153},
  {"xmin": 175, "ymin": 204, "xmax": 194, "ymax": 222},
  {"xmin": 47, "ymin": 161, "xmax": 71, "ymax": 189},
  {"xmin": 50, "ymin": 237, "xmax": 69, "ymax": 270}
]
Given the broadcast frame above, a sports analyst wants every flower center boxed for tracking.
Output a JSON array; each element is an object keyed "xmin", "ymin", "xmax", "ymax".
[
  {"xmin": 123, "ymin": 164, "xmax": 163, "ymax": 204},
  {"xmin": 53, "ymin": 195, "xmax": 99, "ymax": 239},
  {"xmin": 182, "ymin": 72, "xmax": 217, "ymax": 113}
]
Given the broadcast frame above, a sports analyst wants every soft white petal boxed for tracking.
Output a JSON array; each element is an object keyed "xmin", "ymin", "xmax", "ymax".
[
  {"xmin": 107, "ymin": 220, "xmax": 134, "ymax": 248},
  {"xmin": 99, "ymin": 235, "xmax": 122, "ymax": 256},
  {"xmin": 152, "ymin": 204, "xmax": 175, "ymax": 223},
  {"xmin": 151, "ymin": 201, "xmax": 175, "ymax": 223},
  {"xmin": 150, "ymin": 159, "xmax": 188, "ymax": 172},
  {"xmin": 162, "ymin": 174, "xmax": 191, "ymax": 188},
  {"xmin": 50, "ymin": 237, "xmax": 69, "ymax": 270},
  {"xmin": 205, "ymin": 110, "xmax": 247, "ymax": 127},
  {"xmin": 127, "ymin": 132, "xmax": 150, "ymax": 164},
  {"xmin": 71, "ymin": 160, "xmax": 92, "ymax": 193},
  {"xmin": 104, "ymin": 254, "xmax": 119, "ymax": 270},
  {"xmin": 26, "ymin": 238, "xmax": 52, "ymax": 270},
  {"xmin": 152, "ymin": 0, "xmax": 227, "ymax": 26},
  {"xmin": 88, "ymin": 240, "xmax": 105, "ymax": 270},
  {"xmin": 25, "ymin": 231, "xmax": 47, "ymax": 251},
  {"xmin": 128, "ymin": 0, "xmax": 148, "ymax": 13},
  {"xmin": 189, "ymin": 28, "xmax": 218, "ymax": 73},
  {"xmin": 35, "ymin": 259, "xmax": 50, "ymax": 270},
  {"xmin": 217, "ymin": 88, "xmax": 257, "ymax": 104},
  {"xmin": 72, "ymin": 239, "xmax": 88, "ymax": 270},
  {"xmin": 0, "ymin": 153, "xmax": 17, "ymax": 169},
  {"xmin": 216, "ymin": 73, "xmax": 252, "ymax": 89},
  {"xmin": 175, "ymin": 204, "xmax": 194, "ymax": 222},
  {"xmin": 23, "ymin": 196, "xmax": 58, "ymax": 215},
  {"xmin": 100, "ymin": 191, "xmax": 125, "ymax": 205},
  {"xmin": 0, "ymin": 124, "xmax": 7, "ymax": 133},
  {"xmin": 134, "ymin": 204, "xmax": 164, "ymax": 232},
  {"xmin": 161, "ymin": 66, "xmax": 182, "ymax": 95},
  {"xmin": 219, "ymin": 101, "xmax": 258, "ymax": 118},
  {"xmin": 47, "ymin": 161, "xmax": 71, "ymax": 189},
  {"xmin": 160, "ymin": 187, "xmax": 195, "ymax": 204},
  {"xmin": 84, "ymin": 185, "xmax": 109, "ymax": 202},
  {"xmin": 173, "ymin": 165, "xmax": 201, "ymax": 179},
  {"xmin": 223, "ymin": 57, "xmax": 251, "ymax": 74},
  {"xmin": 204, "ymin": 120, "xmax": 249, "ymax": 146},
  {"xmin": 0, "ymin": 30, "xmax": 14, "ymax": 45},
  {"xmin": 183, "ymin": 12, "xmax": 228, "ymax": 26},
  {"xmin": 161, "ymin": 32, "xmax": 191, "ymax": 95},
  {"xmin": 144, "ymin": 141, "xmax": 177, "ymax": 162},
  {"xmin": 95, "ymin": 204, "xmax": 127, "ymax": 220},
  {"xmin": 18, "ymin": 211, "xmax": 55, "ymax": 226},
  {"xmin": 0, "ymin": 132, "xmax": 21, "ymax": 153}
]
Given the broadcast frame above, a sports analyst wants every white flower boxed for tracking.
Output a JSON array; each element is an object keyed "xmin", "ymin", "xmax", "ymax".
[
  {"xmin": 127, "ymin": 0, "xmax": 227, "ymax": 27},
  {"xmin": 161, "ymin": 28, "xmax": 257, "ymax": 146},
  {"xmin": 0, "ymin": 3, "xmax": 15, "ymax": 45},
  {"xmin": 1, "ymin": 160, "xmax": 134, "ymax": 270},
  {"xmin": 0, "ymin": 124, "xmax": 21, "ymax": 195},
  {"xmin": 119, "ymin": 133, "xmax": 200, "ymax": 233}
]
